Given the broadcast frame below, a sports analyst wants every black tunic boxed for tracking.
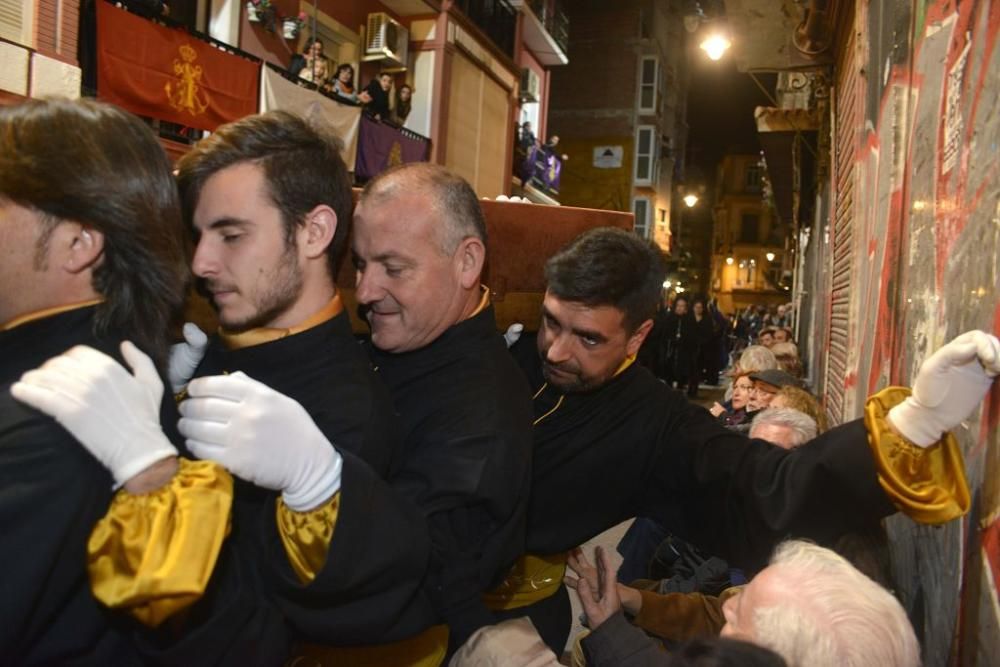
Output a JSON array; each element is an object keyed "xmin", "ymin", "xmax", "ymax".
[
  {"xmin": 177, "ymin": 309, "xmax": 433, "ymax": 649},
  {"xmin": 0, "ymin": 307, "xmax": 141, "ymax": 666},
  {"xmin": 368, "ymin": 305, "xmax": 534, "ymax": 639},
  {"xmin": 511, "ymin": 334, "xmax": 895, "ymax": 571}
]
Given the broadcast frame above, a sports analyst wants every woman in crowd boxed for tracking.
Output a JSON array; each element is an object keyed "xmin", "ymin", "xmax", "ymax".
[
  {"xmin": 709, "ymin": 373, "xmax": 754, "ymax": 430},
  {"xmin": 770, "ymin": 341, "xmax": 802, "ymax": 379},
  {"xmin": 771, "ymin": 385, "xmax": 828, "ymax": 433}
]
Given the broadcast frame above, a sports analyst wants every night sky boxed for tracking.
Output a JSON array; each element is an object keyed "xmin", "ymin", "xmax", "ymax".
[{"xmin": 684, "ymin": 53, "xmax": 775, "ymax": 184}]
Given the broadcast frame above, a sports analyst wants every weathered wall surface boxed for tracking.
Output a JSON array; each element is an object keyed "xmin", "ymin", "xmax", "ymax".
[{"xmin": 819, "ymin": 1, "xmax": 1000, "ymax": 663}]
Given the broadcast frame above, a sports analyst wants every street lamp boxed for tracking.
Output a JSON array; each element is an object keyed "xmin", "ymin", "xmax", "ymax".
[
  {"xmin": 725, "ymin": 256, "xmax": 734, "ymax": 265},
  {"xmin": 683, "ymin": 193, "xmax": 699, "ymax": 208},
  {"xmin": 699, "ymin": 33, "xmax": 732, "ymax": 61},
  {"xmin": 765, "ymin": 252, "xmax": 776, "ymax": 262}
]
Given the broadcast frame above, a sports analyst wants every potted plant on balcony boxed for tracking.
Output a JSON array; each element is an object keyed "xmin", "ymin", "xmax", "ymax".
[
  {"xmin": 282, "ymin": 12, "xmax": 307, "ymax": 40},
  {"xmin": 246, "ymin": 0, "xmax": 271, "ymax": 23}
]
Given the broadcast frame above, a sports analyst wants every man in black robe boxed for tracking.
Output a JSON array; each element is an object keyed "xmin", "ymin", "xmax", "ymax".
[
  {"xmin": 11, "ymin": 111, "xmax": 431, "ymax": 663},
  {"xmin": 169, "ymin": 110, "xmax": 432, "ymax": 651},
  {"xmin": 350, "ymin": 163, "xmax": 534, "ymax": 657},
  {"xmin": 497, "ymin": 227, "xmax": 996, "ymax": 652},
  {"xmin": 0, "ymin": 99, "xmax": 189, "ymax": 665}
]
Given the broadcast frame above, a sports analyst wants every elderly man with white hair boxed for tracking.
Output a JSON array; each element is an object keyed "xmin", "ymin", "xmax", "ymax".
[
  {"xmin": 560, "ymin": 540, "xmax": 919, "ymax": 667},
  {"xmin": 750, "ymin": 408, "xmax": 818, "ymax": 450},
  {"xmin": 719, "ymin": 540, "xmax": 919, "ymax": 666}
]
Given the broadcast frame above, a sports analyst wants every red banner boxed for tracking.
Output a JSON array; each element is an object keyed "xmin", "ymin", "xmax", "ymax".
[{"xmin": 96, "ymin": 2, "xmax": 258, "ymax": 131}]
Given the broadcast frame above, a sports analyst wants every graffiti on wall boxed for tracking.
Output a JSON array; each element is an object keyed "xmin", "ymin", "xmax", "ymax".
[{"xmin": 833, "ymin": 0, "xmax": 1000, "ymax": 664}]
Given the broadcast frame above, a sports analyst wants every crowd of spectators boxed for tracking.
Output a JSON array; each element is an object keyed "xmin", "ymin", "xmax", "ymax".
[{"xmin": 288, "ymin": 38, "xmax": 413, "ymax": 126}]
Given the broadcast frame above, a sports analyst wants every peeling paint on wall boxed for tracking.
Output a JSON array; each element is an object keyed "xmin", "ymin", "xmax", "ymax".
[{"xmin": 818, "ymin": 1, "xmax": 1000, "ymax": 663}]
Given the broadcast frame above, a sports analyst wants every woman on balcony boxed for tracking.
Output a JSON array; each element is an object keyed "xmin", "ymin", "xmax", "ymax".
[
  {"xmin": 331, "ymin": 64, "xmax": 366, "ymax": 103},
  {"xmin": 290, "ymin": 38, "xmax": 330, "ymax": 87}
]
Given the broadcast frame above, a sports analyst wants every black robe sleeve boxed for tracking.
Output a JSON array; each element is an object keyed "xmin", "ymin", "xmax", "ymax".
[
  {"xmin": 642, "ymin": 390, "xmax": 895, "ymax": 571},
  {"xmin": 262, "ymin": 452, "xmax": 436, "ymax": 644}
]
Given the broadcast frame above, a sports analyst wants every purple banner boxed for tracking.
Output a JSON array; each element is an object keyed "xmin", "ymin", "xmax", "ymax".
[
  {"xmin": 355, "ymin": 115, "xmax": 430, "ymax": 180},
  {"xmin": 521, "ymin": 145, "xmax": 561, "ymax": 193}
]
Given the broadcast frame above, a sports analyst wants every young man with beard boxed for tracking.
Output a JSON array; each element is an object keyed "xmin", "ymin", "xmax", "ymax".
[
  {"xmin": 18, "ymin": 160, "xmax": 533, "ymax": 666},
  {"xmin": 159, "ymin": 162, "xmax": 534, "ymax": 665},
  {"xmin": 496, "ymin": 226, "xmax": 996, "ymax": 652},
  {"xmin": 13, "ymin": 111, "xmax": 431, "ymax": 663},
  {"xmin": 1, "ymin": 98, "xmax": 190, "ymax": 664}
]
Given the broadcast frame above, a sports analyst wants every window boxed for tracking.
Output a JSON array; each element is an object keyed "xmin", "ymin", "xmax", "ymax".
[
  {"xmin": 745, "ymin": 164, "xmax": 762, "ymax": 192},
  {"xmin": 634, "ymin": 125, "xmax": 655, "ymax": 186},
  {"xmin": 739, "ymin": 213, "xmax": 760, "ymax": 244},
  {"xmin": 0, "ymin": 0, "xmax": 33, "ymax": 46},
  {"xmin": 632, "ymin": 197, "xmax": 651, "ymax": 238},
  {"xmin": 735, "ymin": 257, "xmax": 757, "ymax": 287},
  {"xmin": 637, "ymin": 56, "xmax": 658, "ymax": 114}
]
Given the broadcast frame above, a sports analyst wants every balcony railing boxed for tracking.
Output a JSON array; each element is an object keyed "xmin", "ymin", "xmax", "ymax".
[
  {"xmin": 453, "ymin": 0, "xmax": 518, "ymax": 59},
  {"xmin": 82, "ymin": 3, "xmax": 431, "ymax": 184},
  {"xmin": 527, "ymin": 0, "xmax": 569, "ymax": 55}
]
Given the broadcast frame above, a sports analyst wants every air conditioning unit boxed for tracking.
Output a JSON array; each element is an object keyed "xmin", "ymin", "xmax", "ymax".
[
  {"xmin": 364, "ymin": 13, "xmax": 408, "ymax": 68},
  {"xmin": 520, "ymin": 68, "xmax": 540, "ymax": 103}
]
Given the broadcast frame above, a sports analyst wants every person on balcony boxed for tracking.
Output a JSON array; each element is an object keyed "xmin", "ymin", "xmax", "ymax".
[
  {"xmin": 390, "ymin": 84, "xmax": 413, "ymax": 126},
  {"xmin": 290, "ymin": 37, "xmax": 330, "ymax": 87},
  {"xmin": 331, "ymin": 63, "xmax": 366, "ymax": 103},
  {"xmin": 364, "ymin": 72, "xmax": 394, "ymax": 121}
]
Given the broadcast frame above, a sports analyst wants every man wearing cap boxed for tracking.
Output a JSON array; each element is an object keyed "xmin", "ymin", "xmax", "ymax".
[{"xmin": 746, "ymin": 369, "xmax": 798, "ymax": 413}]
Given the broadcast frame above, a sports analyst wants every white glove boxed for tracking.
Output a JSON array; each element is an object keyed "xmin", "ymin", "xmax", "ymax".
[
  {"xmin": 178, "ymin": 372, "xmax": 342, "ymax": 511},
  {"xmin": 504, "ymin": 323, "xmax": 524, "ymax": 348},
  {"xmin": 11, "ymin": 343, "xmax": 178, "ymax": 487},
  {"xmin": 168, "ymin": 322, "xmax": 208, "ymax": 393},
  {"xmin": 888, "ymin": 330, "xmax": 1000, "ymax": 447}
]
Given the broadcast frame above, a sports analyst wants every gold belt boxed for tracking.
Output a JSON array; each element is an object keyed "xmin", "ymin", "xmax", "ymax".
[
  {"xmin": 290, "ymin": 624, "xmax": 448, "ymax": 667},
  {"xmin": 482, "ymin": 552, "xmax": 568, "ymax": 611}
]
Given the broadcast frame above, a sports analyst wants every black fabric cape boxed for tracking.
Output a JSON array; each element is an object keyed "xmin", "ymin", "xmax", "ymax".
[
  {"xmin": 368, "ymin": 305, "xmax": 534, "ymax": 636},
  {"xmin": 511, "ymin": 334, "xmax": 895, "ymax": 571},
  {"xmin": 0, "ymin": 307, "xmax": 142, "ymax": 666},
  {"xmin": 164, "ymin": 308, "xmax": 433, "ymax": 652}
]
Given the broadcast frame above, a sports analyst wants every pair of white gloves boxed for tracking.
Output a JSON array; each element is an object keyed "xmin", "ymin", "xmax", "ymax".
[
  {"xmin": 10, "ymin": 325, "xmax": 340, "ymax": 511},
  {"xmin": 10, "ymin": 329, "xmax": 1000, "ymax": 505}
]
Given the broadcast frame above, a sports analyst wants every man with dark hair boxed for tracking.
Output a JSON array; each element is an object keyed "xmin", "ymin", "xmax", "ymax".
[
  {"xmin": 364, "ymin": 71, "xmax": 394, "ymax": 120},
  {"xmin": 12, "ymin": 110, "xmax": 430, "ymax": 662},
  {"xmin": 1, "ymin": 98, "xmax": 189, "ymax": 664},
  {"xmin": 496, "ymin": 226, "xmax": 996, "ymax": 652}
]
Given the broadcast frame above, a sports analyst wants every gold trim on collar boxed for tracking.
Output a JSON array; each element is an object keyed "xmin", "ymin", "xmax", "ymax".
[
  {"xmin": 1, "ymin": 298, "xmax": 104, "ymax": 332},
  {"xmin": 468, "ymin": 284, "xmax": 491, "ymax": 319},
  {"xmin": 218, "ymin": 294, "xmax": 344, "ymax": 350},
  {"xmin": 614, "ymin": 354, "xmax": 637, "ymax": 377}
]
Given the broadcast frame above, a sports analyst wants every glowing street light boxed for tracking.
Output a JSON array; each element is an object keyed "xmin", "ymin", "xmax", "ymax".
[
  {"xmin": 700, "ymin": 33, "xmax": 731, "ymax": 61},
  {"xmin": 683, "ymin": 193, "xmax": 699, "ymax": 208},
  {"xmin": 765, "ymin": 252, "xmax": 775, "ymax": 262},
  {"xmin": 725, "ymin": 256, "xmax": 734, "ymax": 265}
]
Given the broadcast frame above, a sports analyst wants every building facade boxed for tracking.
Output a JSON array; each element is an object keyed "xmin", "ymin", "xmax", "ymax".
[
  {"xmin": 546, "ymin": 0, "xmax": 689, "ymax": 251},
  {"xmin": 708, "ymin": 153, "xmax": 787, "ymax": 313},
  {"xmin": 0, "ymin": 0, "xmax": 568, "ymax": 200}
]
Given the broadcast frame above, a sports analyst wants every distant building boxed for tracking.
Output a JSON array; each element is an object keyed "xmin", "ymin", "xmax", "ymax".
[
  {"xmin": 547, "ymin": 0, "xmax": 689, "ymax": 250},
  {"xmin": 708, "ymin": 153, "xmax": 786, "ymax": 313}
]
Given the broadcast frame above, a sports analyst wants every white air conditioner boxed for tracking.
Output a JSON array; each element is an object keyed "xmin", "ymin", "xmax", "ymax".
[
  {"xmin": 364, "ymin": 12, "xmax": 408, "ymax": 68},
  {"xmin": 520, "ymin": 68, "xmax": 540, "ymax": 103}
]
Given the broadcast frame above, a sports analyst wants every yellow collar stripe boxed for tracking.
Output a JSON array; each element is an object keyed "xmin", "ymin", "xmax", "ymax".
[
  {"xmin": 1, "ymin": 298, "xmax": 105, "ymax": 332},
  {"xmin": 219, "ymin": 294, "xmax": 344, "ymax": 350}
]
